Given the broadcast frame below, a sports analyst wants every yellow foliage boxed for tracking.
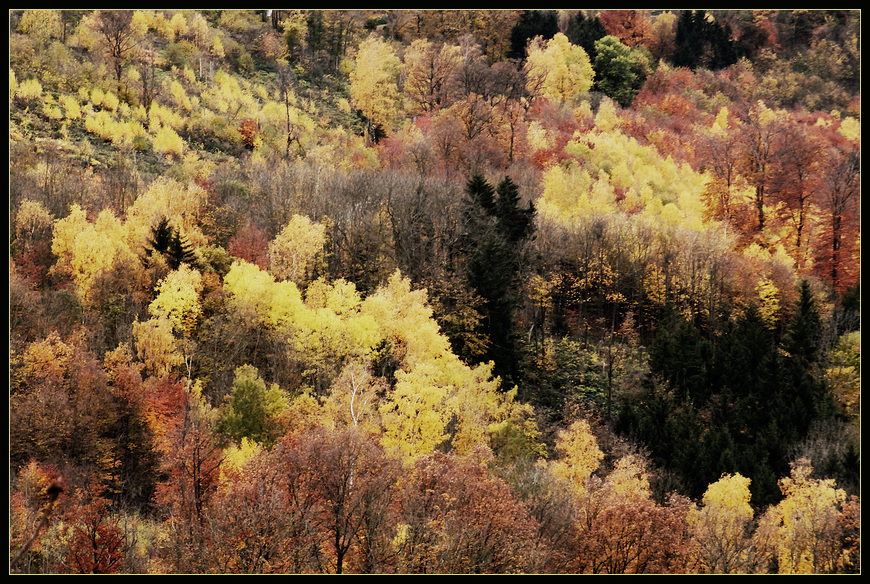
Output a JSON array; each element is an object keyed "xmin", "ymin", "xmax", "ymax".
[
  {"xmin": 51, "ymin": 205, "xmax": 139, "ymax": 303},
  {"xmin": 699, "ymin": 473, "xmax": 754, "ymax": 517},
  {"xmin": 219, "ymin": 437, "xmax": 263, "ymax": 486},
  {"xmin": 825, "ymin": 331, "xmax": 860, "ymax": 422},
  {"xmin": 14, "ymin": 199, "xmax": 54, "ymax": 242},
  {"xmin": 102, "ymin": 90, "xmax": 120, "ymax": 112},
  {"xmin": 761, "ymin": 458, "xmax": 847, "ymax": 574},
  {"xmin": 223, "ymin": 260, "xmax": 304, "ymax": 328},
  {"xmin": 90, "ymin": 87, "xmax": 106, "ymax": 109},
  {"xmin": 268, "ymin": 214, "xmax": 326, "ymax": 284},
  {"xmin": 349, "ymin": 34, "xmax": 402, "ymax": 141},
  {"xmin": 132, "ymin": 316, "xmax": 184, "ymax": 378},
  {"xmin": 525, "ymin": 33, "xmax": 594, "ymax": 103},
  {"xmin": 17, "ymin": 9, "xmax": 63, "ymax": 43},
  {"xmin": 361, "ymin": 271, "xmax": 450, "ymax": 368},
  {"xmin": 543, "ymin": 124, "xmax": 711, "ymax": 235},
  {"xmin": 711, "ymin": 106, "xmax": 731, "ymax": 134},
  {"xmin": 837, "ymin": 116, "xmax": 860, "ymax": 142},
  {"xmin": 549, "ymin": 419, "xmax": 604, "ymax": 495},
  {"xmin": 152, "ymin": 124, "xmax": 185, "ymax": 158},
  {"xmin": 445, "ymin": 363, "xmax": 526, "ymax": 457},
  {"xmin": 169, "ymin": 79, "xmax": 192, "ymax": 111},
  {"xmin": 167, "ymin": 12, "xmax": 188, "ymax": 40},
  {"xmin": 688, "ymin": 473, "xmax": 755, "ymax": 573},
  {"xmin": 15, "ymin": 77, "xmax": 43, "ymax": 102},
  {"xmin": 379, "ymin": 362, "xmax": 450, "ymax": 459},
  {"xmin": 201, "ymin": 69, "xmax": 259, "ymax": 119},
  {"xmin": 365, "ymin": 271, "xmax": 531, "ymax": 460},
  {"xmin": 84, "ymin": 108, "xmax": 148, "ymax": 149},
  {"xmin": 223, "ymin": 265, "xmax": 523, "ymax": 462},
  {"xmin": 537, "ymin": 163, "xmax": 595, "ymax": 221},
  {"xmin": 149, "ymin": 264, "xmax": 204, "ymax": 335},
  {"xmin": 756, "ymin": 277, "xmax": 781, "ymax": 329},
  {"xmin": 525, "ymin": 120, "xmax": 550, "ymax": 155},
  {"xmin": 606, "ymin": 454, "xmax": 652, "ymax": 501},
  {"xmin": 281, "ymin": 390, "xmax": 328, "ymax": 432},
  {"xmin": 594, "ymin": 96, "xmax": 620, "ymax": 132},
  {"xmin": 43, "ymin": 100, "xmax": 63, "ymax": 121},
  {"xmin": 61, "ymin": 94, "xmax": 82, "ymax": 120},
  {"xmin": 293, "ymin": 280, "xmax": 382, "ymax": 375},
  {"xmin": 148, "ymin": 102, "xmax": 187, "ymax": 132},
  {"xmin": 125, "ymin": 176, "xmax": 208, "ymax": 251}
]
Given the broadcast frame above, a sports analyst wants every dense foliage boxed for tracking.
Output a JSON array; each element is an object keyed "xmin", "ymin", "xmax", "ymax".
[{"xmin": 9, "ymin": 10, "xmax": 860, "ymax": 574}]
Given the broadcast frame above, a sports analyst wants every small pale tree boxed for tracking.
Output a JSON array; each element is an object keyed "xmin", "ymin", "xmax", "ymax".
[{"xmin": 268, "ymin": 214, "xmax": 326, "ymax": 285}]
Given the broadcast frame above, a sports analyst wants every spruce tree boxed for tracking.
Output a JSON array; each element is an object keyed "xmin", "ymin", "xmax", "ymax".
[
  {"xmin": 494, "ymin": 176, "xmax": 535, "ymax": 244},
  {"xmin": 673, "ymin": 10, "xmax": 702, "ymax": 69},
  {"xmin": 673, "ymin": 10, "xmax": 737, "ymax": 71},
  {"xmin": 782, "ymin": 281, "xmax": 836, "ymax": 433},
  {"xmin": 647, "ymin": 307, "xmax": 712, "ymax": 404},
  {"xmin": 566, "ymin": 12, "xmax": 608, "ymax": 63},
  {"xmin": 455, "ymin": 174, "xmax": 535, "ymax": 386},
  {"xmin": 145, "ymin": 217, "xmax": 200, "ymax": 270},
  {"xmin": 507, "ymin": 10, "xmax": 560, "ymax": 60}
]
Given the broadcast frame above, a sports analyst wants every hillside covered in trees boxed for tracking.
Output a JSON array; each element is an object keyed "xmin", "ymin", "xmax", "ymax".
[{"xmin": 9, "ymin": 10, "xmax": 860, "ymax": 574}]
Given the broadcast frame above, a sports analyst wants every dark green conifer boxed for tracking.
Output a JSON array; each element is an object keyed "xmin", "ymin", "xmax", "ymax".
[
  {"xmin": 566, "ymin": 12, "xmax": 608, "ymax": 62},
  {"xmin": 495, "ymin": 176, "xmax": 535, "ymax": 245},
  {"xmin": 455, "ymin": 174, "xmax": 536, "ymax": 386},
  {"xmin": 507, "ymin": 10, "xmax": 559, "ymax": 60},
  {"xmin": 145, "ymin": 217, "xmax": 200, "ymax": 270}
]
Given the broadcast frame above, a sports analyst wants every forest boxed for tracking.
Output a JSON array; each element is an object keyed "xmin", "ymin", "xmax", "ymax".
[{"xmin": 8, "ymin": 9, "xmax": 860, "ymax": 574}]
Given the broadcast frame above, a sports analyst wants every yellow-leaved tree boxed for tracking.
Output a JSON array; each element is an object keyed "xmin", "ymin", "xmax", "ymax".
[
  {"xmin": 548, "ymin": 419, "xmax": 605, "ymax": 497},
  {"xmin": 50, "ymin": 204, "xmax": 140, "ymax": 304},
  {"xmin": 148, "ymin": 264, "xmax": 204, "ymax": 337},
  {"xmin": 132, "ymin": 316, "xmax": 184, "ymax": 379},
  {"xmin": 135, "ymin": 263, "xmax": 204, "ymax": 387},
  {"xmin": 687, "ymin": 473, "xmax": 755, "ymax": 574},
  {"xmin": 349, "ymin": 34, "xmax": 402, "ymax": 145},
  {"xmin": 267, "ymin": 214, "xmax": 326, "ymax": 285},
  {"xmin": 753, "ymin": 458, "xmax": 848, "ymax": 574},
  {"xmin": 524, "ymin": 33, "xmax": 595, "ymax": 104},
  {"xmin": 222, "ymin": 262, "xmax": 537, "ymax": 462},
  {"xmin": 364, "ymin": 271, "xmax": 537, "ymax": 461}
]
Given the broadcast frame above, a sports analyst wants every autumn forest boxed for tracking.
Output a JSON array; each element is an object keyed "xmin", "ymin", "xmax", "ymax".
[{"xmin": 9, "ymin": 9, "xmax": 860, "ymax": 574}]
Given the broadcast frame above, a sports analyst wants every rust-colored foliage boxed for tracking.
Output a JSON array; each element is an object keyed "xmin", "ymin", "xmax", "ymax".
[
  {"xmin": 227, "ymin": 220, "xmax": 270, "ymax": 269},
  {"xmin": 599, "ymin": 10, "xmax": 653, "ymax": 48},
  {"xmin": 8, "ymin": 9, "xmax": 860, "ymax": 575},
  {"xmin": 274, "ymin": 426, "xmax": 402, "ymax": 574},
  {"xmin": 394, "ymin": 446, "xmax": 542, "ymax": 574},
  {"xmin": 573, "ymin": 476, "xmax": 694, "ymax": 574},
  {"xmin": 60, "ymin": 492, "xmax": 125, "ymax": 574}
]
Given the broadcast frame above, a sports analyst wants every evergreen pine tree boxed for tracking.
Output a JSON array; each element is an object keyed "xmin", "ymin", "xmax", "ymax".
[
  {"xmin": 566, "ymin": 12, "xmax": 607, "ymax": 63},
  {"xmin": 782, "ymin": 281, "xmax": 836, "ymax": 433},
  {"xmin": 507, "ymin": 10, "xmax": 560, "ymax": 60},
  {"xmin": 673, "ymin": 10, "xmax": 703, "ymax": 69},
  {"xmin": 647, "ymin": 306, "xmax": 713, "ymax": 404},
  {"xmin": 465, "ymin": 173, "xmax": 496, "ymax": 215},
  {"xmin": 145, "ymin": 217, "xmax": 200, "ymax": 270},
  {"xmin": 455, "ymin": 174, "xmax": 536, "ymax": 386},
  {"xmin": 494, "ymin": 176, "xmax": 535, "ymax": 244},
  {"xmin": 710, "ymin": 22, "xmax": 738, "ymax": 70},
  {"xmin": 673, "ymin": 10, "xmax": 737, "ymax": 71}
]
